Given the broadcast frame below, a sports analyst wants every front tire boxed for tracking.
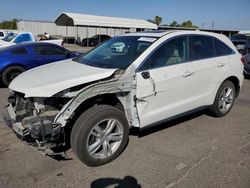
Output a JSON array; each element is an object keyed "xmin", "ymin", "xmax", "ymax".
[
  {"xmin": 70, "ymin": 105, "xmax": 129, "ymax": 166},
  {"xmin": 1, "ymin": 66, "xmax": 25, "ymax": 86},
  {"xmin": 209, "ymin": 80, "xmax": 236, "ymax": 117}
]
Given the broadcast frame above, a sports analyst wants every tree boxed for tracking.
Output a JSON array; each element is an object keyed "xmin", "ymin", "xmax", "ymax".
[
  {"xmin": 147, "ymin": 19, "xmax": 154, "ymax": 23},
  {"xmin": 147, "ymin": 17, "xmax": 198, "ymax": 28},
  {"xmin": 0, "ymin": 19, "xmax": 18, "ymax": 30},
  {"xmin": 154, "ymin": 16, "xmax": 162, "ymax": 26},
  {"xmin": 169, "ymin": 21, "xmax": 179, "ymax": 27},
  {"xmin": 181, "ymin": 20, "xmax": 198, "ymax": 28},
  {"xmin": 147, "ymin": 16, "xmax": 163, "ymax": 26},
  {"xmin": 169, "ymin": 20, "xmax": 198, "ymax": 28}
]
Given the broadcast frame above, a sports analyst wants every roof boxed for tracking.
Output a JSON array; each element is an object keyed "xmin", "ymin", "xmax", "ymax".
[
  {"xmin": 54, "ymin": 12, "xmax": 158, "ymax": 29},
  {"xmin": 121, "ymin": 30, "xmax": 172, "ymax": 37},
  {"xmin": 158, "ymin": 26, "xmax": 197, "ymax": 31},
  {"xmin": 121, "ymin": 30, "xmax": 228, "ymax": 39}
]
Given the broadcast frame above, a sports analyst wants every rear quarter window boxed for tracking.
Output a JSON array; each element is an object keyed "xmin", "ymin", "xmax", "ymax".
[
  {"xmin": 11, "ymin": 47, "xmax": 27, "ymax": 55},
  {"xmin": 213, "ymin": 38, "xmax": 235, "ymax": 56},
  {"xmin": 33, "ymin": 45, "xmax": 65, "ymax": 55},
  {"xmin": 189, "ymin": 35, "xmax": 215, "ymax": 61}
]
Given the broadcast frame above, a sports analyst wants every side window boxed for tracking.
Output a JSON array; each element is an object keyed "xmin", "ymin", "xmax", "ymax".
[
  {"xmin": 214, "ymin": 38, "xmax": 234, "ymax": 56},
  {"xmin": 189, "ymin": 35, "xmax": 214, "ymax": 61},
  {"xmin": 11, "ymin": 47, "xmax": 27, "ymax": 55},
  {"xmin": 139, "ymin": 36, "xmax": 188, "ymax": 71},
  {"xmin": 14, "ymin": 34, "xmax": 32, "ymax": 43},
  {"xmin": 34, "ymin": 46, "xmax": 65, "ymax": 55},
  {"xmin": 0, "ymin": 32, "xmax": 4, "ymax": 37}
]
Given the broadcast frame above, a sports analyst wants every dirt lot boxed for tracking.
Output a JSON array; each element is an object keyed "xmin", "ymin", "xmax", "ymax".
[{"xmin": 0, "ymin": 76, "xmax": 250, "ymax": 188}]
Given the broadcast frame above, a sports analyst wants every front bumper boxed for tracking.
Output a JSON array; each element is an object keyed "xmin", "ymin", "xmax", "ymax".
[
  {"xmin": 3, "ymin": 103, "xmax": 29, "ymax": 138},
  {"xmin": 3, "ymin": 102, "xmax": 62, "ymax": 141}
]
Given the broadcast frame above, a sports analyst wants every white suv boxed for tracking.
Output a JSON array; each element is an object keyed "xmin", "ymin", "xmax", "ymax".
[{"xmin": 5, "ymin": 30, "xmax": 244, "ymax": 166}]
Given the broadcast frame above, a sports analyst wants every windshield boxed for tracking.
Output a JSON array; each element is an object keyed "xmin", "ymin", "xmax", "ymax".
[
  {"xmin": 2, "ymin": 32, "xmax": 17, "ymax": 42},
  {"xmin": 74, "ymin": 36, "xmax": 157, "ymax": 69}
]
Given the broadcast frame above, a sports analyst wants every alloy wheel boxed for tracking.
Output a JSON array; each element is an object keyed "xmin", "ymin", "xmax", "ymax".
[{"xmin": 87, "ymin": 118, "xmax": 124, "ymax": 159}]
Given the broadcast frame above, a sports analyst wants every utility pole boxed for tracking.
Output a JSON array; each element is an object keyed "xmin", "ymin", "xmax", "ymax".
[{"xmin": 212, "ymin": 20, "xmax": 214, "ymax": 30}]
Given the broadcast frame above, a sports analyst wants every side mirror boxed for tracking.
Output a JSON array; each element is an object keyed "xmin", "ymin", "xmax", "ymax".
[{"xmin": 141, "ymin": 71, "xmax": 150, "ymax": 79}]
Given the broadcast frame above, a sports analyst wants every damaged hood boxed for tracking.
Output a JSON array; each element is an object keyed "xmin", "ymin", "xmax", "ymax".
[{"xmin": 9, "ymin": 59, "xmax": 117, "ymax": 97}]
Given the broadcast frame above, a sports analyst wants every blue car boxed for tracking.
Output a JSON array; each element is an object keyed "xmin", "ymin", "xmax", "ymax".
[{"xmin": 0, "ymin": 42, "xmax": 78, "ymax": 86}]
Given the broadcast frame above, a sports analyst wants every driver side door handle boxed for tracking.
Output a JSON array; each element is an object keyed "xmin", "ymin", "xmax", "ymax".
[
  {"xmin": 217, "ymin": 63, "xmax": 226, "ymax": 67},
  {"xmin": 183, "ymin": 71, "xmax": 194, "ymax": 78}
]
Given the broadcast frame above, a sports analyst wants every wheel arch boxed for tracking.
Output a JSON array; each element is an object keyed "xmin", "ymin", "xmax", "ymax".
[
  {"xmin": 75, "ymin": 93, "xmax": 125, "ymax": 114},
  {"xmin": 0, "ymin": 63, "xmax": 27, "ymax": 74},
  {"xmin": 64, "ymin": 93, "xmax": 127, "ymax": 129},
  {"xmin": 223, "ymin": 76, "xmax": 240, "ymax": 98}
]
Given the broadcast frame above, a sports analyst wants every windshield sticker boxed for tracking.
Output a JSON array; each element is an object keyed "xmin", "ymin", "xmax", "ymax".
[{"xmin": 137, "ymin": 37, "xmax": 157, "ymax": 43}]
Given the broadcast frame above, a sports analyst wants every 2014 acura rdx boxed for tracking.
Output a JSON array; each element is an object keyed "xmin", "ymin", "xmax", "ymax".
[{"xmin": 4, "ymin": 31, "xmax": 244, "ymax": 166}]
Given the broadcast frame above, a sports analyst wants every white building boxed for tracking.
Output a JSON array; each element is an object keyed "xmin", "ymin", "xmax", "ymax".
[{"xmin": 17, "ymin": 12, "xmax": 157, "ymax": 43}]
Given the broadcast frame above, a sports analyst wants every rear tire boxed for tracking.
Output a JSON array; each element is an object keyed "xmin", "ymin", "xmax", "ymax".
[
  {"xmin": 1, "ymin": 66, "xmax": 25, "ymax": 86},
  {"xmin": 209, "ymin": 80, "xmax": 236, "ymax": 117},
  {"xmin": 70, "ymin": 105, "xmax": 129, "ymax": 167}
]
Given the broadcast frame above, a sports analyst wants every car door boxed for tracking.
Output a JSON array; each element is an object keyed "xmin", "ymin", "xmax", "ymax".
[
  {"xmin": 9, "ymin": 46, "xmax": 30, "ymax": 67},
  {"xmin": 184, "ymin": 35, "xmax": 230, "ymax": 107},
  {"xmin": 32, "ymin": 45, "xmax": 68, "ymax": 66},
  {"xmin": 136, "ymin": 35, "xmax": 194, "ymax": 127}
]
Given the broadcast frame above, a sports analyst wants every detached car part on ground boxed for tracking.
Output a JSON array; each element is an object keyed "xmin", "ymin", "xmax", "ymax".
[{"xmin": 4, "ymin": 31, "xmax": 244, "ymax": 166}]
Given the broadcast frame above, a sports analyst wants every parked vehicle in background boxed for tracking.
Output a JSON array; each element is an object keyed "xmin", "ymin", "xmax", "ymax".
[
  {"xmin": 241, "ymin": 53, "xmax": 250, "ymax": 76},
  {"xmin": 82, "ymin": 34, "xmax": 111, "ymax": 46},
  {"xmin": 230, "ymin": 34, "xmax": 250, "ymax": 55},
  {"xmin": 0, "ymin": 32, "xmax": 64, "ymax": 48},
  {"xmin": 111, "ymin": 42, "xmax": 126, "ymax": 53},
  {"xmin": 0, "ymin": 30, "xmax": 6, "ymax": 39},
  {"xmin": 4, "ymin": 30, "xmax": 243, "ymax": 167},
  {"xmin": 0, "ymin": 42, "xmax": 78, "ymax": 86}
]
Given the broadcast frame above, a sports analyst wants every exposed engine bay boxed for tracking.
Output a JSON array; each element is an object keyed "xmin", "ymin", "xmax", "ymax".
[{"xmin": 5, "ymin": 91, "xmax": 71, "ymax": 155}]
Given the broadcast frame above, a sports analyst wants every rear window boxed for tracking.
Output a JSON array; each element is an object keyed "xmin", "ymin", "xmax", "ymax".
[
  {"xmin": 11, "ymin": 47, "xmax": 27, "ymax": 55},
  {"xmin": 33, "ymin": 45, "xmax": 65, "ymax": 55},
  {"xmin": 0, "ymin": 32, "xmax": 4, "ymax": 37},
  {"xmin": 189, "ymin": 35, "xmax": 214, "ymax": 61},
  {"xmin": 214, "ymin": 38, "xmax": 235, "ymax": 56},
  {"xmin": 14, "ymin": 34, "xmax": 32, "ymax": 43}
]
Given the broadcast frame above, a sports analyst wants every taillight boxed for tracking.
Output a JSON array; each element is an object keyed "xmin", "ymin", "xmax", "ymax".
[{"xmin": 241, "ymin": 56, "xmax": 246, "ymax": 64}]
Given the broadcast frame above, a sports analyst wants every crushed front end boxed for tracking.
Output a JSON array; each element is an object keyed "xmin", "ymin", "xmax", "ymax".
[{"xmin": 3, "ymin": 91, "xmax": 71, "ymax": 155}]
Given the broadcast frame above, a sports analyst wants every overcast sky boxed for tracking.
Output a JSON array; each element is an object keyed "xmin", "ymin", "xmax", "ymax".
[{"xmin": 0, "ymin": 0, "xmax": 249, "ymax": 30}]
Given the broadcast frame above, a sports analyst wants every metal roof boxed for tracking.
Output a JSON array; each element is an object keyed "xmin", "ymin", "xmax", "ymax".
[{"xmin": 54, "ymin": 12, "xmax": 158, "ymax": 29}]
